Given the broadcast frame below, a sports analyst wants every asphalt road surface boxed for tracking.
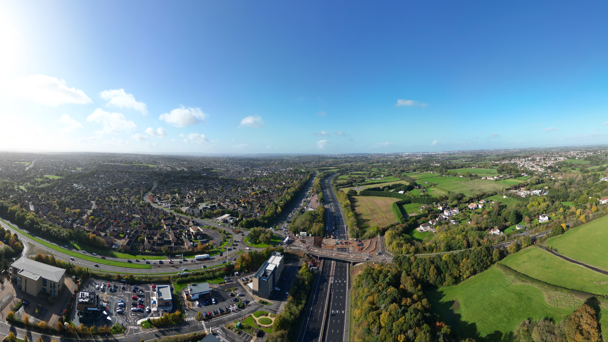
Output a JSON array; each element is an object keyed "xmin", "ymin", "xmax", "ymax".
[
  {"xmin": 300, "ymin": 260, "xmax": 332, "ymax": 342},
  {"xmin": 324, "ymin": 174, "xmax": 347, "ymax": 240},
  {"xmin": 324, "ymin": 260, "xmax": 348, "ymax": 342}
]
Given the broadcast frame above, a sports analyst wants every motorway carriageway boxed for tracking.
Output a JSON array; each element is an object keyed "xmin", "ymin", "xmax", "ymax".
[{"xmin": 300, "ymin": 260, "xmax": 332, "ymax": 342}]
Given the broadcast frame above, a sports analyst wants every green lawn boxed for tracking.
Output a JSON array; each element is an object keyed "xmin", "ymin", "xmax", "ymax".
[
  {"xmin": 243, "ymin": 315, "xmax": 273, "ymax": 333},
  {"xmin": 545, "ymin": 214, "xmax": 608, "ymax": 270},
  {"xmin": 0, "ymin": 219, "xmax": 150, "ymax": 269},
  {"xmin": 410, "ymin": 230, "xmax": 433, "ymax": 242},
  {"xmin": 486, "ymin": 195, "xmax": 521, "ymax": 208},
  {"xmin": 140, "ymin": 320, "xmax": 153, "ymax": 329},
  {"xmin": 501, "ymin": 247, "xmax": 608, "ymax": 296},
  {"xmin": 402, "ymin": 202, "xmax": 423, "ymax": 213},
  {"xmin": 253, "ymin": 311, "xmax": 269, "ymax": 318},
  {"xmin": 44, "ymin": 175, "xmax": 63, "ymax": 179},
  {"xmin": 244, "ymin": 234, "xmax": 281, "ymax": 248},
  {"xmin": 71, "ymin": 242, "xmax": 166, "ymax": 260},
  {"xmin": 496, "ymin": 179, "xmax": 524, "ymax": 186},
  {"xmin": 561, "ymin": 201, "xmax": 573, "ymax": 207},
  {"xmin": 427, "ymin": 266, "xmax": 577, "ymax": 340}
]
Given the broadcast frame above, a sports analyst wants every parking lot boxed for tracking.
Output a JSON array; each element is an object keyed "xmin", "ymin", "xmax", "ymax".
[
  {"xmin": 77, "ymin": 279, "xmax": 171, "ymax": 328},
  {"xmin": 185, "ymin": 282, "xmax": 254, "ymax": 320}
]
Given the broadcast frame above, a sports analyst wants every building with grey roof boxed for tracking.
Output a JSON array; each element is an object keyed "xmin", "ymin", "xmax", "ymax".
[
  {"xmin": 251, "ymin": 252, "xmax": 284, "ymax": 298},
  {"xmin": 10, "ymin": 257, "xmax": 66, "ymax": 297}
]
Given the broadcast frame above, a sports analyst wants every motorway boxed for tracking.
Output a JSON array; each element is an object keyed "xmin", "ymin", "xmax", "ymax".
[
  {"xmin": 324, "ymin": 261, "xmax": 348, "ymax": 342},
  {"xmin": 323, "ymin": 174, "xmax": 347, "ymax": 240},
  {"xmin": 299, "ymin": 260, "xmax": 331, "ymax": 342}
]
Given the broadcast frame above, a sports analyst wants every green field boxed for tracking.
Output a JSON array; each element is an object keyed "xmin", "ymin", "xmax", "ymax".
[
  {"xmin": 244, "ymin": 233, "xmax": 282, "ymax": 248},
  {"xmin": 44, "ymin": 175, "xmax": 63, "ymax": 180},
  {"xmin": 71, "ymin": 242, "xmax": 166, "ymax": 260},
  {"xmin": 410, "ymin": 230, "xmax": 433, "ymax": 241},
  {"xmin": 352, "ymin": 196, "xmax": 400, "ymax": 229},
  {"xmin": 452, "ymin": 168, "xmax": 498, "ymax": 174},
  {"xmin": 416, "ymin": 175, "xmax": 505, "ymax": 196},
  {"xmin": 501, "ymin": 247, "xmax": 608, "ymax": 296},
  {"xmin": 496, "ymin": 179, "xmax": 524, "ymax": 186},
  {"xmin": 565, "ymin": 159, "xmax": 590, "ymax": 164},
  {"xmin": 561, "ymin": 201, "xmax": 573, "ymax": 207},
  {"xmin": 428, "ymin": 266, "xmax": 578, "ymax": 340},
  {"xmin": 402, "ymin": 202, "xmax": 423, "ymax": 214},
  {"xmin": 0, "ymin": 219, "xmax": 151, "ymax": 269},
  {"xmin": 339, "ymin": 180, "xmax": 407, "ymax": 193},
  {"xmin": 545, "ymin": 214, "xmax": 608, "ymax": 270},
  {"xmin": 486, "ymin": 195, "xmax": 521, "ymax": 208}
]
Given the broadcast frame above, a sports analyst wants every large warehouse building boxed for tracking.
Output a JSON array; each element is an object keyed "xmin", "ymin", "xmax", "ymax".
[
  {"xmin": 250, "ymin": 252, "xmax": 284, "ymax": 298},
  {"xmin": 10, "ymin": 257, "xmax": 66, "ymax": 298}
]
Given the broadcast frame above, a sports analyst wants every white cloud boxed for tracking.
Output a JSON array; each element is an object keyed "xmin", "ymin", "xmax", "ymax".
[
  {"xmin": 240, "ymin": 115, "xmax": 264, "ymax": 128},
  {"xmin": 58, "ymin": 114, "xmax": 83, "ymax": 132},
  {"xmin": 395, "ymin": 99, "xmax": 427, "ymax": 108},
  {"xmin": 159, "ymin": 106, "xmax": 207, "ymax": 127},
  {"xmin": 315, "ymin": 131, "xmax": 331, "ymax": 137},
  {"xmin": 10, "ymin": 75, "xmax": 92, "ymax": 106},
  {"xmin": 145, "ymin": 127, "xmax": 167, "ymax": 137},
  {"xmin": 543, "ymin": 127, "xmax": 558, "ymax": 132},
  {"xmin": 316, "ymin": 111, "xmax": 327, "ymax": 116},
  {"xmin": 372, "ymin": 142, "xmax": 394, "ymax": 148},
  {"xmin": 489, "ymin": 133, "xmax": 500, "ymax": 139},
  {"xmin": 101, "ymin": 89, "xmax": 148, "ymax": 115},
  {"xmin": 181, "ymin": 133, "xmax": 208, "ymax": 144},
  {"xmin": 87, "ymin": 108, "xmax": 137, "ymax": 135},
  {"xmin": 431, "ymin": 140, "xmax": 437, "ymax": 145},
  {"xmin": 132, "ymin": 133, "xmax": 147, "ymax": 141},
  {"xmin": 317, "ymin": 140, "xmax": 328, "ymax": 149}
]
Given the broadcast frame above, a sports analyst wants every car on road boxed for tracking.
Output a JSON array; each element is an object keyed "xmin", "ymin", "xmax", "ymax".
[
  {"xmin": 95, "ymin": 284, "xmax": 99, "ymax": 290},
  {"xmin": 64, "ymin": 245, "xmax": 69, "ymax": 248},
  {"xmin": 151, "ymin": 284, "xmax": 156, "ymax": 289},
  {"xmin": 169, "ymin": 260, "xmax": 173, "ymax": 264},
  {"xmin": 183, "ymin": 268, "xmax": 188, "ymax": 271},
  {"xmin": 158, "ymin": 260, "xmax": 163, "ymax": 264},
  {"xmin": 127, "ymin": 260, "xmax": 132, "ymax": 263},
  {"xmin": 94, "ymin": 264, "xmax": 99, "ymax": 267},
  {"xmin": 275, "ymin": 287, "xmax": 280, "ymax": 291},
  {"xmin": 135, "ymin": 259, "xmax": 140, "ymax": 262},
  {"xmin": 101, "ymin": 256, "xmax": 106, "ymax": 259},
  {"xmin": 146, "ymin": 260, "xmax": 150, "ymax": 264},
  {"xmin": 146, "ymin": 306, "xmax": 150, "ymax": 313},
  {"xmin": 92, "ymin": 253, "xmax": 97, "ymax": 256},
  {"xmin": 70, "ymin": 257, "xmax": 75, "ymax": 261},
  {"xmin": 152, "ymin": 261, "xmax": 157, "ymax": 265},
  {"xmin": 245, "ymin": 247, "xmax": 250, "ymax": 250}
]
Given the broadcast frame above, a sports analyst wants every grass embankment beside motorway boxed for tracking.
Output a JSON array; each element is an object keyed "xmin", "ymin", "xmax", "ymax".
[{"xmin": 0, "ymin": 218, "xmax": 150, "ymax": 269}]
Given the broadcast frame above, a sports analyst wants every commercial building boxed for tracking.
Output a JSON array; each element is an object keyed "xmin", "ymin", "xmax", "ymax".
[
  {"xmin": 10, "ymin": 257, "xmax": 66, "ymax": 297},
  {"xmin": 76, "ymin": 291, "xmax": 100, "ymax": 312},
  {"xmin": 250, "ymin": 252, "xmax": 284, "ymax": 298},
  {"xmin": 186, "ymin": 282, "xmax": 210, "ymax": 300},
  {"xmin": 151, "ymin": 285, "xmax": 173, "ymax": 312}
]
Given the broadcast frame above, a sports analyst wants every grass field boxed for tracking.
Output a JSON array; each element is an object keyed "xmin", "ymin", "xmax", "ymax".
[
  {"xmin": 561, "ymin": 201, "xmax": 573, "ymax": 207},
  {"xmin": 452, "ymin": 168, "xmax": 498, "ymax": 174},
  {"xmin": 427, "ymin": 266, "xmax": 577, "ymax": 340},
  {"xmin": 339, "ymin": 180, "xmax": 407, "ymax": 193},
  {"xmin": 545, "ymin": 214, "xmax": 608, "ymax": 270},
  {"xmin": 352, "ymin": 196, "xmax": 399, "ymax": 229},
  {"xmin": 244, "ymin": 234, "xmax": 282, "ymax": 248},
  {"xmin": 44, "ymin": 175, "xmax": 62, "ymax": 179},
  {"xmin": 0, "ymin": 219, "xmax": 151, "ymax": 269},
  {"xmin": 500, "ymin": 247, "xmax": 608, "ymax": 296},
  {"xmin": 411, "ymin": 230, "xmax": 433, "ymax": 241},
  {"xmin": 496, "ymin": 179, "xmax": 524, "ymax": 186},
  {"xmin": 565, "ymin": 159, "xmax": 590, "ymax": 164},
  {"xmin": 486, "ymin": 195, "xmax": 521, "ymax": 208},
  {"xmin": 416, "ymin": 175, "xmax": 505, "ymax": 196},
  {"xmin": 402, "ymin": 202, "xmax": 423, "ymax": 214}
]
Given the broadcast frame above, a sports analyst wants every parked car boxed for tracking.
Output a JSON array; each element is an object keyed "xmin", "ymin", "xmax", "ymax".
[
  {"xmin": 95, "ymin": 284, "xmax": 99, "ymax": 290},
  {"xmin": 116, "ymin": 308, "xmax": 123, "ymax": 314},
  {"xmin": 131, "ymin": 308, "xmax": 139, "ymax": 312},
  {"xmin": 232, "ymin": 298, "xmax": 239, "ymax": 302},
  {"xmin": 159, "ymin": 260, "xmax": 164, "ymax": 264},
  {"xmin": 132, "ymin": 295, "xmax": 138, "ymax": 300},
  {"xmin": 117, "ymin": 303, "xmax": 125, "ymax": 307},
  {"xmin": 146, "ymin": 307, "xmax": 151, "ymax": 313},
  {"xmin": 206, "ymin": 311, "xmax": 211, "ymax": 317}
]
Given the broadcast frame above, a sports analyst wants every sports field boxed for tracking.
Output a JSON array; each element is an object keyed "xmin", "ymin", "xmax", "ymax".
[
  {"xmin": 545, "ymin": 214, "xmax": 608, "ymax": 270},
  {"xmin": 501, "ymin": 247, "xmax": 608, "ymax": 296},
  {"xmin": 416, "ymin": 175, "xmax": 505, "ymax": 196},
  {"xmin": 352, "ymin": 196, "xmax": 399, "ymax": 228},
  {"xmin": 428, "ymin": 266, "xmax": 578, "ymax": 339},
  {"xmin": 452, "ymin": 168, "xmax": 498, "ymax": 174}
]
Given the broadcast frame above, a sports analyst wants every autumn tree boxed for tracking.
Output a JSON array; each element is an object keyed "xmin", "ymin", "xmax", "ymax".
[{"xmin": 564, "ymin": 304, "xmax": 600, "ymax": 342}]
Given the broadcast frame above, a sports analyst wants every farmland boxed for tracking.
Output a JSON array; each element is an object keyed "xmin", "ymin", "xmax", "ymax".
[
  {"xmin": 352, "ymin": 196, "xmax": 400, "ymax": 229},
  {"xmin": 496, "ymin": 179, "xmax": 524, "ymax": 186},
  {"xmin": 416, "ymin": 175, "xmax": 505, "ymax": 196},
  {"xmin": 428, "ymin": 266, "xmax": 580, "ymax": 340},
  {"xmin": 452, "ymin": 168, "xmax": 498, "ymax": 174},
  {"xmin": 545, "ymin": 214, "xmax": 608, "ymax": 270},
  {"xmin": 501, "ymin": 247, "xmax": 608, "ymax": 296}
]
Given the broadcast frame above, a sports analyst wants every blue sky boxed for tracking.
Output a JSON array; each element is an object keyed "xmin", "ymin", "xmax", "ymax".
[{"xmin": 1, "ymin": 1, "xmax": 607, "ymax": 154}]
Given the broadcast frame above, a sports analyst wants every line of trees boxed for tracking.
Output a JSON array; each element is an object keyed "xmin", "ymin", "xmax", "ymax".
[{"xmin": 267, "ymin": 263, "xmax": 314, "ymax": 342}]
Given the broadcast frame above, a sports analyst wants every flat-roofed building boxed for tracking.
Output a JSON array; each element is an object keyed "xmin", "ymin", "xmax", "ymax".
[
  {"xmin": 186, "ymin": 282, "xmax": 210, "ymax": 300},
  {"xmin": 76, "ymin": 291, "xmax": 100, "ymax": 312},
  {"xmin": 10, "ymin": 257, "xmax": 66, "ymax": 297},
  {"xmin": 251, "ymin": 252, "xmax": 284, "ymax": 298},
  {"xmin": 151, "ymin": 285, "xmax": 173, "ymax": 312}
]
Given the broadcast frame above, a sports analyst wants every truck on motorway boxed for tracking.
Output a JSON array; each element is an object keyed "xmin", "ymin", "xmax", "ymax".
[{"xmin": 195, "ymin": 254, "xmax": 210, "ymax": 261}]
